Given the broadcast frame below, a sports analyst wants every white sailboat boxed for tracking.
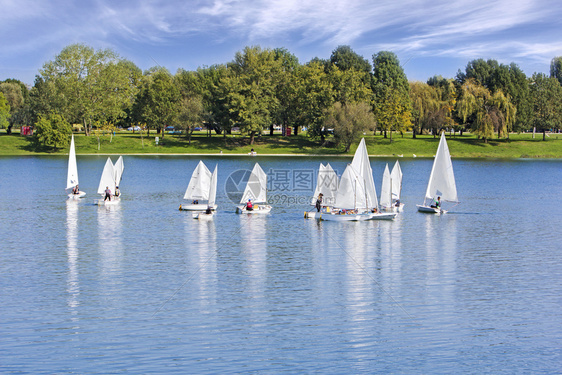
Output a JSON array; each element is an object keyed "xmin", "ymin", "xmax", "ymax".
[
  {"xmin": 180, "ymin": 161, "xmax": 218, "ymax": 211},
  {"xmin": 390, "ymin": 160, "xmax": 404, "ymax": 211},
  {"xmin": 417, "ymin": 132, "xmax": 459, "ymax": 214},
  {"xmin": 193, "ymin": 165, "xmax": 218, "ymax": 220},
  {"xmin": 66, "ymin": 135, "xmax": 86, "ymax": 199},
  {"xmin": 304, "ymin": 163, "xmax": 338, "ymax": 219},
  {"xmin": 96, "ymin": 156, "xmax": 124, "ymax": 205},
  {"xmin": 321, "ymin": 164, "xmax": 370, "ymax": 221},
  {"xmin": 236, "ymin": 163, "xmax": 272, "ymax": 214},
  {"xmin": 380, "ymin": 161, "xmax": 404, "ymax": 212},
  {"xmin": 380, "ymin": 164, "xmax": 393, "ymax": 211},
  {"xmin": 322, "ymin": 138, "xmax": 396, "ymax": 221}
]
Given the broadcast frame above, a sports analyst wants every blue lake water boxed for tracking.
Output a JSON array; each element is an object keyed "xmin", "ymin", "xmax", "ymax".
[{"xmin": 0, "ymin": 155, "xmax": 561, "ymax": 373}]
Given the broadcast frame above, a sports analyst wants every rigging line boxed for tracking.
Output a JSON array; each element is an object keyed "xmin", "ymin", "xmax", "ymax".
[
  {"xmin": 152, "ymin": 215, "xmax": 247, "ymax": 318},
  {"xmin": 323, "ymin": 226, "xmax": 417, "ymax": 322}
]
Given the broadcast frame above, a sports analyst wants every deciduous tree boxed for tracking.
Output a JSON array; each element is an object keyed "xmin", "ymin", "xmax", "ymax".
[
  {"xmin": 529, "ymin": 73, "xmax": 562, "ymax": 140},
  {"xmin": 371, "ymin": 51, "xmax": 411, "ymax": 141},
  {"xmin": 34, "ymin": 112, "xmax": 71, "ymax": 149},
  {"xmin": 324, "ymin": 102, "xmax": 375, "ymax": 152}
]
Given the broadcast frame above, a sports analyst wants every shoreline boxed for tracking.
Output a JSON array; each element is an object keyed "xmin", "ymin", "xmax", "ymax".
[{"xmin": 1, "ymin": 152, "xmax": 561, "ymax": 159}]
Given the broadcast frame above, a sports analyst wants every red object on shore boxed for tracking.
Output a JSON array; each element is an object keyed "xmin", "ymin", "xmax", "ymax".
[
  {"xmin": 285, "ymin": 127, "xmax": 291, "ymax": 136},
  {"xmin": 21, "ymin": 126, "xmax": 33, "ymax": 136}
]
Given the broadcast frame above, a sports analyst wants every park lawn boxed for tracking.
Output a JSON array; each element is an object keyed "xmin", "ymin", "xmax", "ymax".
[{"xmin": 0, "ymin": 129, "xmax": 561, "ymax": 158}]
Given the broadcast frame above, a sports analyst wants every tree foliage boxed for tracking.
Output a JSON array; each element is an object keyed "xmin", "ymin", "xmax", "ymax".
[
  {"xmin": 34, "ymin": 112, "xmax": 72, "ymax": 149},
  {"xmin": 133, "ymin": 68, "xmax": 181, "ymax": 138},
  {"xmin": 550, "ymin": 56, "xmax": 562, "ymax": 85},
  {"xmin": 324, "ymin": 102, "xmax": 375, "ymax": 152},
  {"xmin": 456, "ymin": 79, "xmax": 516, "ymax": 141},
  {"xmin": 371, "ymin": 51, "xmax": 412, "ymax": 140},
  {"xmin": 224, "ymin": 46, "xmax": 281, "ymax": 144},
  {"xmin": 38, "ymin": 43, "xmax": 138, "ymax": 135},
  {"xmin": 529, "ymin": 73, "xmax": 562, "ymax": 140},
  {"xmin": 0, "ymin": 93, "xmax": 10, "ymax": 129}
]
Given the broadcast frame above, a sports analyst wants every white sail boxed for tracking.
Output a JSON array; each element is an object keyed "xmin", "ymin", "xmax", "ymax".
[
  {"xmin": 208, "ymin": 165, "xmax": 218, "ymax": 207},
  {"xmin": 334, "ymin": 164, "xmax": 366, "ymax": 210},
  {"xmin": 380, "ymin": 164, "xmax": 392, "ymax": 208},
  {"xmin": 240, "ymin": 163, "xmax": 268, "ymax": 204},
  {"xmin": 424, "ymin": 132, "xmax": 458, "ymax": 203},
  {"xmin": 113, "ymin": 156, "xmax": 124, "ymax": 187},
  {"xmin": 66, "ymin": 135, "xmax": 79, "ymax": 190},
  {"xmin": 184, "ymin": 161, "xmax": 212, "ymax": 201},
  {"xmin": 390, "ymin": 160, "xmax": 402, "ymax": 200},
  {"xmin": 97, "ymin": 157, "xmax": 116, "ymax": 195},
  {"xmin": 351, "ymin": 138, "xmax": 378, "ymax": 209},
  {"xmin": 310, "ymin": 163, "xmax": 338, "ymax": 206}
]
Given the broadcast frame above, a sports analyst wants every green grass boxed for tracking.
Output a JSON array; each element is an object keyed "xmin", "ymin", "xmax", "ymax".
[{"xmin": 1, "ymin": 129, "xmax": 561, "ymax": 158}]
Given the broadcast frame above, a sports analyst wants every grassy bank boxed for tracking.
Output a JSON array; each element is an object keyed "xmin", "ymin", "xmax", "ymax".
[{"xmin": 1, "ymin": 129, "xmax": 561, "ymax": 158}]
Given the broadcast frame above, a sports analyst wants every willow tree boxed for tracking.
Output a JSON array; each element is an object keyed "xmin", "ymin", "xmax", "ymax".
[
  {"xmin": 456, "ymin": 79, "xmax": 516, "ymax": 142},
  {"xmin": 409, "ymin": 81, "xmax": 440, "ymax": 137}
]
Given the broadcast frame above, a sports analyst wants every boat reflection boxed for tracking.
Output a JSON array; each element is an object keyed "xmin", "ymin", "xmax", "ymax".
[
  {"xmin": 184, "ymin": 213, "xmax": 218, "ymax": 306},
  {"xmin": 239, "ymin": 215, "xmax": 267, "ymax": 296},
  {"xmin": 65, "ymin": 200, "xmax": 80, "ymax": 320},
  {"xmin": 97, "ymin": 203, "xmax": 123, "ymax": 278}
]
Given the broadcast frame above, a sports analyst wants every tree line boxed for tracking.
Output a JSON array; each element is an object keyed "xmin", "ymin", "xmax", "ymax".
[{"xmin": 1, "ymin": 43, "xmax": 562, "ymax": 150}]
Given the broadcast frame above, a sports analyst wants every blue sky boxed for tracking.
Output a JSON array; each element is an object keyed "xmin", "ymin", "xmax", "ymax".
[{"xmin": 2, "ymin": 0, "xmax": 561, "ymax": 85}]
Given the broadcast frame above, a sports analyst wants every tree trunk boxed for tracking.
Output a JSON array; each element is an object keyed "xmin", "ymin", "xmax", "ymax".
[
  {"xmin": 269, "ymin": 124, "xmax": 274, "ymax": 136},
  {"xmin": 543, "ymin": 130, "xmax": 546, "ymax": 141},
  {"xmin": 384, "ymin": 130, "xmax": 387, "ymax": 139},
  {"xmin": 412, "ymin": 128, "xmax": 416, "ymax": 139},
  {"xmin": 250, "ymin": 131, "xmax": 255, "ymax": 145},
  {"xmin": 293, "ymin": 126, "xmax": 298, "ymax": 136}
]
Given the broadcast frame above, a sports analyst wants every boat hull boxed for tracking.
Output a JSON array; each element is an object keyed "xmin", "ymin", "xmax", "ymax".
[
  {"xmin": 321, "ymin": 212, "xmax": 370, "ymax": 221},
  {"xmin": 365, "ymin": 212, "xmax": 397, "ymax": 220},
  {"xmin": 68, "ymin": 191, "xmax": 86, "ymax": 199},
  {"xmin": 304, "ymin": 211, "xmax": 322, "ymax": 219},
  {"xmin": 416, "ymin": 204, "xmax": 446, "ymax": 214},
  {"xmin": 236, "ymin": 205, "xmax": 272, "ymax": 214},
  {"xmin": 96, "ymin": 196, "xmax": 120, "ymax": 206},
  {"xmin": 179, "ymin": 204, "xmax": 218, "ymax": 211}
]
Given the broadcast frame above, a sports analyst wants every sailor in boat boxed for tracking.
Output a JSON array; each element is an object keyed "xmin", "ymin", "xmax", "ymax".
[
  {"xmin": 192, "ymin": 199, "xmax": 199, "ymax": 204},
  {"xmin": 315, "ymin": 193, "xmax": 323, "ymax": 212},
  {"xmin": 104, "ymin": 186, "xmax": 112, "ymax": 201},
  {"xmin": 114, "ymin": 186, "xmax": 120, "ymax": 197},
  {"xmin": 72, "ymin": 185, "xmax": 80, "ymax": 195},
  {"xmin": 430, "ymin": 196, "xmax": 441, "ymax": 209},
  {"xmin": 245, "ymin": 199, "xmax": 254, "ymax": 211},
  {"xmin": 205, "ymin": 206, "xmax": 212, "ymax": 215},
  {"xmin": 394, "ymin": 199, "xmax": 400, "ymax": 208}
]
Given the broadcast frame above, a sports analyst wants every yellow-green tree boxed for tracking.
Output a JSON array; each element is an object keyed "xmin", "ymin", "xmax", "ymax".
[{"xmin": 456, "ymin": 79, "xmax": 516, "ymax": 142}]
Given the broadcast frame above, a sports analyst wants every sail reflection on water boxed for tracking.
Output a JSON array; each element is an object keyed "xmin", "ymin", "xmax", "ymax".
[
  {"xmin": 97, "ymin": 204, "xmax": 123, "ymax": 278},
  {"xmin": 65, "ymin": 200, "xmax": 80, "ymax": 319}
]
